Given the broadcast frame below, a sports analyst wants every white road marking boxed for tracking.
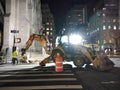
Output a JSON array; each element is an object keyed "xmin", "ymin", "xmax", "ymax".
[
  {"xmin": 0, "ymin": 78, "xmax": 77, "ymax": 82},
  {"xmin": 101, "ymin": 81, "xmax": 119, "ymax": 84},
  {"xmin": 0, "ymin": 85, "xmax": 83, "ymax": 90},
  {"xmin": 0, "ymin": 73, "xmax": 74, "ymax": 77}
]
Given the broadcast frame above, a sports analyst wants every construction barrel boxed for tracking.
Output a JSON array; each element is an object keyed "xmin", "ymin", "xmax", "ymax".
[{"xmin": 55, "ymin": 53, "xmax": 63, "ymax": 72}]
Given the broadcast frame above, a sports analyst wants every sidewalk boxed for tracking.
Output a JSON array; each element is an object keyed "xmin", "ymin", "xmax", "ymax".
[
  {"xmin": 0, "ymin": 53, "xmax": 49, "ymax": 72},
  {"xmin": 0, "ymin": 63, "xmax": 39, "ymax": 72}
]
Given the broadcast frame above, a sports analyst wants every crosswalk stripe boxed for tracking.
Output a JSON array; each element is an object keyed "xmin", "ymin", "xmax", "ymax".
[
  {"xmin": 0, "ymin": 75, "xmax": 11, "ymax": 77},
  {"xmin": 20, "ymin": 70, "xmax": 72, "ymax": 73},
  {"xmin": 0, "ymin": 78, "xmax": 77, "ymax": 82},
  {"xmin": 0, "ymin": 85, "xmax": 83, "ymax": 90},
  {"xmin": 0, "ymin": 73, "xmax": 74, "ymax": 77},
  {"xmin": 0, "ymin": 67, "xmax": 83, "ymax": 90}
]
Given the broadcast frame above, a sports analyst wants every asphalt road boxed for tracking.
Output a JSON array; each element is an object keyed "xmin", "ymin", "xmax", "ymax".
[
  {"xmin": 0, "ymin": 65, "xmax": 83, "ymax": 90},
  {"xmin": 0, "ymin": 64, "xmax": 120, "ymax": 90},
  {"xmin": 74, "ymin": 67, "xmax": 120, "ymax": 90}
]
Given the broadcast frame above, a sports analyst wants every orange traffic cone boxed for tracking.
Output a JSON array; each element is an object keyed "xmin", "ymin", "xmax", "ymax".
[{"xmin": 55, "ymin": 53, "xmax": 63, "ymax": 72}]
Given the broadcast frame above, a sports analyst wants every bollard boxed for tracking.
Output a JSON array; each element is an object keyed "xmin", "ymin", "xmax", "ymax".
[{"xmin": 55, "ymin": 53, "xmax": 63, "ymax": 72}]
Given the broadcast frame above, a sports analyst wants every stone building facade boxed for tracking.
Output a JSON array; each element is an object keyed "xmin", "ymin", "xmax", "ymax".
[{"xmin": 2, "ymin": 0, "xmax": 43, "ymax": 61}]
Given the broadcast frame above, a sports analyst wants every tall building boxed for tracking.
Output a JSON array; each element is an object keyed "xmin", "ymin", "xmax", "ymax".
[
  {"xmin": 88, "ymin": 0, "xmax": 120, "ymax": 53},
  {"xmin": 65, "ymin": 5, "xmax": 87, "ymax": 38},
  {"xmin": 2, "ymin": 0, "xmax": 43, "ymax": 61},
  {"xmin": 41, "ymin": 4, "xmax": 56, "ymax": 48}
]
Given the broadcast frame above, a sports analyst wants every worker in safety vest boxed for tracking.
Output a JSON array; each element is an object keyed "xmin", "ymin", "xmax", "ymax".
[{"xmin": 12, "ymin": 49, "xmax": 18, "ymax": 65}]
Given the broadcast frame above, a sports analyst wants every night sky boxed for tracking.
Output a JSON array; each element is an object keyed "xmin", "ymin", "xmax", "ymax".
[{"xmin": 41, "ymin": 0, "xmax": 103, "ymax": 33}]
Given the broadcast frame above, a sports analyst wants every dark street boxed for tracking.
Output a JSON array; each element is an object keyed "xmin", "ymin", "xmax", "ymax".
[{"xmin": 0, "ymin": 64, "xmax": 120, "ymax": 90}]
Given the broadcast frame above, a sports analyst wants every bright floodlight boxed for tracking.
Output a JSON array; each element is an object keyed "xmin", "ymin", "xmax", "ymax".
[
  {"xmin": 61, "ymin": 35, "xmax": 68, "ymax": 43},
  {"xmin": 69, "ymin": 34, "xmax": 82, "ymax": 44}
]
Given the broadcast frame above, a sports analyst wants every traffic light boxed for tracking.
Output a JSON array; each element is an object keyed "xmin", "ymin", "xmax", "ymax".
[{"xmin": 15, "ymin": 38, "xmax": 21, "ymax": 43}]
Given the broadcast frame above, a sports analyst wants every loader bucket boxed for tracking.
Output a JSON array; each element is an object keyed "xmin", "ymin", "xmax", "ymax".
[{"xmin": 92, "ymin": 55, "xmax": 114, "ymax": 71}]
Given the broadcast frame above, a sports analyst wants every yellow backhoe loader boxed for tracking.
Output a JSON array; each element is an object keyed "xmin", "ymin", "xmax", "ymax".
[
  {"xmin": 21, "ymin": 33, "xmax": 114, "ymax": 71},
  {"xmin": 39, "ymin": 33, "xmax": 114, "ymax": 71}
]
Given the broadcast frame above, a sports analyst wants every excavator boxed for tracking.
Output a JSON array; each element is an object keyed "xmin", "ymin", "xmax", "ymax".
[{"xmin": 21, "ymin": 33, "xmax": 114, "ymax": 71}]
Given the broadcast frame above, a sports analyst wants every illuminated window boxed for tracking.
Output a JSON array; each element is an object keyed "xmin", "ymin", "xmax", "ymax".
[
  {"xmin": 46, "ymin": 22, "xmax": 49, "ymax": 25},
  {"xmin": 103, "ymin": 13, "xmax": 105, "ymax": 16},
  {"xmin": 78, "ymin": 14, "xmax": 81, "ymax": 16},
  {"xmin": 109, "ymin": 40, "xmax": 112, "ymax": 43},
  {"xmin": 103, "ymin": 8, "xmax": 106, "ymax": 10},
  {"xmin": 46, "ymin": 28, "xmax": 49, "ymax": 30},
  {"xmin": 113, "ymin": 26, "xmax": 116, "ymax": 30},
  {"xmin": 103, "ymin": 40, "xmax": 106, "ymax": 44},
  {"xmin": 97, "ymin": 28, "xmax": 99, "ymax": 31},
  {"xmin": 113, "ymin": 19, "xmax": 116, "ymax": 22},
  {"xmin": 103, "ymin": 26, "xmax": 106, "ymax": 30},
  {"xmin": 50, "ymin": 28, "xmax": 53, "ymax": 30},
  {"xmin": 108, "ymin": 26, "xmax": 111, "ymax": 29},
  {"xmin": 46, "ymin": 31, "xmax": 49, "ymax": 35},
  {"xmin": 50, "ymin": 32, "xmax": 52, "ymax": 35}
]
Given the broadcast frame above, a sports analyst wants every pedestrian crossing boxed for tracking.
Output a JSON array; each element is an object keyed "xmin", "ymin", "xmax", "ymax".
[{"xmin": 0, "ymin": 66, "xmax": 83, "ymax": 90}]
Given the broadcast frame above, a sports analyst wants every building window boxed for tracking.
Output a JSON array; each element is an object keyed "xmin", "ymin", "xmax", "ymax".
[
  {"xmin": 103, "ymin": 40, "xmax": 106, "ymax": 44},
  {"xmin": 78, "ymin": 19, "xmax": 82, "ymax": 21},
  {"xmin": 46, "ymin": 22, "xmax": 49, "ymax": 25},
  {"xmin": 78, "ymin": 14, "xmax": 81, "ymax": 16},
  {"xmin": 68, "ymin": 16, "xmax": 71, "ymax": 18},
  {"xmin": 103, "ymin": 13, "xmax": 105, "ymax": 16},
  {"xmin": 107, "ymin": 20, "xmax": 110, "ymax": 23},
  {"xmin": 108, "ymin": 26, "xmax": 111, "ymax": 29},
  {"xmin": 109, "ymin": 40, "xmax": 112, "ymax": 43},
  {"xmin": 50, "ymin": 28, "xmax": 53, "ymax": 30},
  {"xmin": 50, "ymin": 23, "xmax": 52, "ymax": 25},
  {"xmin": 97, "ymin": 28, "xmax": 99, "ymax": 31},
  {"xmin": 46, "ymin": 28, "xmax": 49, "ymax": 30},
  {"xmin": 50, "ymin": 32, "xmax": 52, "ymax": 35},
  {"xmin": 46, "ymin": 31, "xmax": 49, "ymax": 35},
  {"xmin": 119, "ymin": 26, "xmax": 120, "ymax": 30},
  {"xmin": 103, "ymin": 26, "xmax": 106, "ymax": 30},
  {"xmin": 113, "ymin": 26, "xmax": 116, "ymax": 30},
  {"xmin": 103, "ymin": 8, "xmax": 106, "ymax": 10},
  {"xmin": 113, "ymin": 19, "xmax": 116, "ymax": 22}
]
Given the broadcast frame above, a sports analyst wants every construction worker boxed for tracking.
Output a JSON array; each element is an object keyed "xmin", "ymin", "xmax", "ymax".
[{"xmin": 12, "ymin": 47, "xmax": 18, "ymax": 65}]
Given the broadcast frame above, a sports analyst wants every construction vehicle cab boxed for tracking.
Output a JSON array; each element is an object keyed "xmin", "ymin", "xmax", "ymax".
[{"xmin": 52, "ymin": 32, "xmax": 94, "ymax": 67}]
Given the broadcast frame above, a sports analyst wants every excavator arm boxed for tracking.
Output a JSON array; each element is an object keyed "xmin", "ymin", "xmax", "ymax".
[{"xmin": 21, "ymin": 34, "xmax": 52, "ymax": 63}]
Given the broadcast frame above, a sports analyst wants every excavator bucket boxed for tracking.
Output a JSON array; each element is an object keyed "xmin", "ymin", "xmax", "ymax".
[{"xmin": 92, "ymin": 55, "xmax": 114, "ymax": 71}]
